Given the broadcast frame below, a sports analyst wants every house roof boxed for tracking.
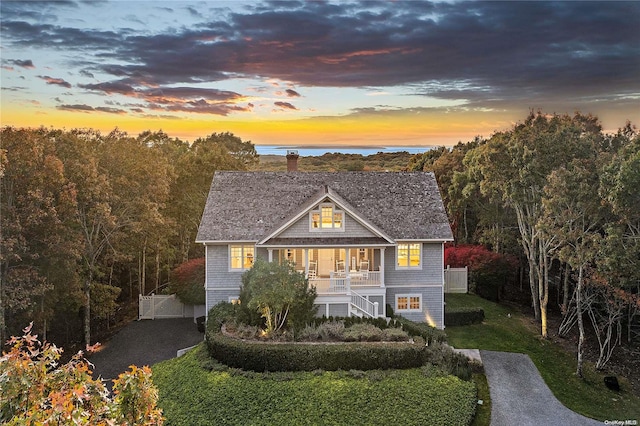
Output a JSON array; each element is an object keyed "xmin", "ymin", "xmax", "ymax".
[{"xmin": 196, "ymin": 171, "xmax": 453, "ymax": 243}]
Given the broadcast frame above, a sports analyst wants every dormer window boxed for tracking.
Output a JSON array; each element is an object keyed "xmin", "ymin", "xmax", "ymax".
[{"xmin": 310, "ymin": 203, "xmax": 344, "ymax": 231}]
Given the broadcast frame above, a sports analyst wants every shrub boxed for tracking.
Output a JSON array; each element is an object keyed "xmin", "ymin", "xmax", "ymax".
[
  {"xmin": 381, "ymin": 327, "xmax": 410, "ymax": 342},
  {"xmin": 445, "ymin": 307, "xmax": 485, "ymax": 326},
  {"xmin": 445, "ymin": 244, "xmax": 518, "ymax": 301},
  {"xmin": 343, "ymin": 323, "xmax": 383, "ymax": 342},
  {"xmin": 316, "ymin": 321, "xmax": 345, "ymax": 341},
  {"xmin": 206, "ymin": 301, "xmax": 240, "ymax": 334},
  {"xmin": 168, "ymin": 257, "xmax": 205, "ymax": 305},
  {"xmin": 0, "ymin": 324, "xmax": 163, "ymax": 425},
  {"xmin": 394, "ymin": 316, "xmax": 447, "ymax": 344},
  {"xmin": 240, "ymin": 259, "xmax": 316, "ymax": 334}
]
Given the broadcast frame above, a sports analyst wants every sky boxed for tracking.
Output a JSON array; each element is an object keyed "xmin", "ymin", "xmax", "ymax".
[{"xmin": 1, "ymin": 1, "xmax": 639, "ymax": 148}]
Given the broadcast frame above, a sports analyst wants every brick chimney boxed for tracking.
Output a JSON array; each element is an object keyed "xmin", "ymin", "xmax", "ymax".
[{"xmin": 286, "ymin": 149, "xmax": 299, "ymax": 172}]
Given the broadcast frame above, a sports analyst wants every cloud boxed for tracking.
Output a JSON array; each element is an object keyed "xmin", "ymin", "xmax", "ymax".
[
  {"xmin": 7, "ymin": 59, "xmax": 35, "ymax": 68},
  {"xmin": 2, "ymin": 1, "xmax": 638, "ymax": 117},
  {"xmin": 39, "ymin": 75, "xmax": 72, "ymax": 88},
  {"xmin": 57, "ymin": 103, "xmax": 126, "ymax": 114},
  {"xmin": 274, "ymin": 101, "xmax": 298, "ymax": 110}
]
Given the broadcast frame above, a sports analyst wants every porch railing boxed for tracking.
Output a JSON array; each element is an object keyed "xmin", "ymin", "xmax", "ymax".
[
  {"xmin": 351, "ymin": 291, "xmax": 378, "ymax": 318},
  {"xmin": 310, "ymin": 271, "xmax": 381, "ymax": 294}
]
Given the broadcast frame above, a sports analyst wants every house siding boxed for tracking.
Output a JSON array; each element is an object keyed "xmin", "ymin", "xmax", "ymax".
[
  {"xmin": 278, "ymin": 210, "xmax": 378, "ymax": 239},
  {"xmin": 383, "ymin": 243, "xmax": 445, "ymax": 329},
  {"xmin": 386, "ymin": 286, "xmax": 444, "ymax": 328},
  {"xmin": 204, "ymin": 244, "xmax": 245, "ymax": 314},
  {"xmin": 384, "ymin": 243, "xmax": 443, "ymax": 286}
]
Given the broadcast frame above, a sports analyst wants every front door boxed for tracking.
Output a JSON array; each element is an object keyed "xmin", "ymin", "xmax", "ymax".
[{"xmin": 317, "ymin": 249, "xmax": 334, "ymax": 277}]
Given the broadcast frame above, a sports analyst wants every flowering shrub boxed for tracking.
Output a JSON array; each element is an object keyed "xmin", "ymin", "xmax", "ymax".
[{"xmin": 0, "ymin": 323, "xmax": 163, "ymax": 425}]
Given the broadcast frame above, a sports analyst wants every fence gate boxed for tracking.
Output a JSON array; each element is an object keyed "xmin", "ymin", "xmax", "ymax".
[
  {"xmin": 138, "ymin": 294, "xmax": 186, "ymax": 320},
  {"xmin": 444, "ymin": 266, "xmax": 468, "ymax": 293}
]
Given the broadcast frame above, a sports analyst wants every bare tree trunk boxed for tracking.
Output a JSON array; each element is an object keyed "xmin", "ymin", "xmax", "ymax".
[
  {"xmin": 155, "ymin": 240, "xmax": 161, "ymax": 294},
  {"xmin": 83, "ymin": 274, "xmax": 91, "ymax": 346},
  {"xmin": 562, "ymin": 262, "xmax": 570, "ymax": 314},
  {"xmin": 142, "ymin": 239, "xmax": 147, "ymax": 295},
  {"xmin": 576, "ymin": 265, "xmax": 585, "ymax": 377}
]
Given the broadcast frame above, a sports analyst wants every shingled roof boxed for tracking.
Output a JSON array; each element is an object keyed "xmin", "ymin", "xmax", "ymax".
[{"xmin": 195, "ymin": 171, "xmax": 453, "ymax": 243}]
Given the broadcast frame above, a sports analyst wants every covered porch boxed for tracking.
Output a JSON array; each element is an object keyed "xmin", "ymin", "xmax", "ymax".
[{"xmin": 265, "ymin": 247, "xmax": 387, "ymax": 294}]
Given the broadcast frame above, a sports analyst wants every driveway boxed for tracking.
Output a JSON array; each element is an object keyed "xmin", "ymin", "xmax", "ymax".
[
  {"xmin": 480, "ymin": 350, "xmax": 603, "ymax": 426},
  {"xmin": 88, "ymin": 318, "xmax": 204, "ymax": 384}
]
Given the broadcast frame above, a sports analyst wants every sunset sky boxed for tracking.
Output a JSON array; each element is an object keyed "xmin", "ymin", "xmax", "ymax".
[{"xmin": 1, "ymin": 1, "xmax": 639, "ymax": 148}]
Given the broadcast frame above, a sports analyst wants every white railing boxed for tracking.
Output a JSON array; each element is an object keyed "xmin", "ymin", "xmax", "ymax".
[
  {"xmin": 311, "ymin": 271, "xmax": 381, "ymax": 294},
  {"xmin": 350, "ymin": 291, "xmax": 378, "ymax": 318},
  {"xmin": 350, "ymin": 271, "xmax": 381, "ymax": 287},
  {"xmin": 444, "ymin": 266, "xmax": 468, "ymax": 293}
]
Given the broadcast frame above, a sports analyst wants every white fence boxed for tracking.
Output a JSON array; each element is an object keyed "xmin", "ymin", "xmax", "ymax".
[
  {"xmin": 444, "ymin": 266, "xmax": 468, "ymax": 293},
  {"xmin": 139, "ymin": 294, "xmax": 187, "ymax": 320}
]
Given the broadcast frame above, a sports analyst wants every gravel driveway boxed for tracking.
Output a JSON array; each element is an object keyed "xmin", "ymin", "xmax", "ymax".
[
  {"xmin": 88, "ymin": 318, "xmax": 204, "ymax": 384},
  {"xmin": 481, "ymin": 350, "xmax": 603, "ymax": 426}
]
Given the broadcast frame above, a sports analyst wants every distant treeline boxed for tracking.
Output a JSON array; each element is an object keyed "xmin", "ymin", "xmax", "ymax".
[{"xmin": 255, "ymin": 151, "xmax": 414, "ymax": 171}]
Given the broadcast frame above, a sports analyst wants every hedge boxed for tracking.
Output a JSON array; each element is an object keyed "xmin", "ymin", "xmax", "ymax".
[
  {"xmin": 206, "ymin": 330, "xmax": 427, "ymax": 372},
  {"xmin": 445, "ymin": 308, "xmax": 485, "ymax": 326},
  {"xmin": 394, "ymin": 316, "xmax": 448, "ymax": 344}
]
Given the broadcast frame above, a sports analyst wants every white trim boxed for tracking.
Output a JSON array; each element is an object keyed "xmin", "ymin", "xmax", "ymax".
[
  {"xmin": 385, "ymin": 283, "xmax": 443, "ymax": 288},
  {"xmin": 309, "ymin": 202, "xmax": 345, "ymax": 232},
  {"xmin": 197, "ymin": 240, "xmax": 258, "ymax": 245},
  {"xmin": 228, "ymin": 244, "xmax": 255, "ymax": 271},
  {"xmin": 395, "ymin": 294, "xmax": 423, "ymax": 312},
  {"xmin": 208, "ymin": 287, "xmax": 242, "ymax": 291},
  {"xmin": 395, "ymin": 242, "xmax": 422, "ymax": 270},
  {"xmin": 259, "ymin": 243, "xmax": 393, "ymax": 249},
  {"xmin": 257, "ymin": 191, "xmax": 395, "ymax": 245}
]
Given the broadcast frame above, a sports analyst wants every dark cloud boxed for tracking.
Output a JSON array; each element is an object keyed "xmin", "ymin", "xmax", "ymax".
[
  {"xmin": 39, "ymin": 75, "xmax": 72, "ymax": 88},
  {"xmin": 3, "ymin": 1, "xmax": 638, "ymax": 115},
  {"xmin": 7, "ymin": 59, "xmax": 35, "ymax": 68},
  {"xmin": 274, "ymin": 101, "xmax": 297, "ymax": 110},
  {"xmin": 286, "ymin": 89, "xmax": 301, "ymax": 97},
  {"xmin": 57, "ymin": 103, "xmax": 125, "ymax": 114}
]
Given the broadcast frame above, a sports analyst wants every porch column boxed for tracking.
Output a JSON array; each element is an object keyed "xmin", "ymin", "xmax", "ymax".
[
  {"xmin": 268, "ymin": 249, "xmax": 273, "ymax": 262},
  {"xmin": 304, "ymin": 248, "xmax": 309, "ymax": 275},
  {"xmin": 380, "ymin": 247, "xmax": 385, "ymax": 287}
]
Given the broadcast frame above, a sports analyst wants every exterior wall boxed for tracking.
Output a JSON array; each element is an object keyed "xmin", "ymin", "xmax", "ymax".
[
  {"xmin": 383, "ymin": 243, "xmax": 445, "ymax": 328},
  {"xmin": 205, "ymin": 244, "xmax": 244, "ymax": 314},
  {"xmin": 278, "ymin": 210, "xmax": 377, "ymax": 239},
  {"xmin": 386, "ymin": 286, "xmax": 443, "ymax": 328}
]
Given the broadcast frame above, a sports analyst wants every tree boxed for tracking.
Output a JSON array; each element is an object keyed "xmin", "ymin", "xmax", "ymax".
[
  {"xmin": 240, "ymin": 259, "xmax": 315, "ymax": 335},
  {"xmin": 0, "ymin": 127, "xmax": 80, "ymax": 344},
  {"xmin": 168, "ymin": 258, "xmax": 205, "ymax": 305},
  {"xmin": 0, "ymin": 323, "xmax": 163, "ymax": 425},
  {"xmin": 466, "ymin": 112, "xmax": 601, "ymax": 337},
  {"xmin": 540, "ymin": 159, "xmax": 605, "ymax": 376}
]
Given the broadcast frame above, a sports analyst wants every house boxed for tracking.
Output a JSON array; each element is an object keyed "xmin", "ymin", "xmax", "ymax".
[{"xmin": 196, "ymin": 154, "xmax": 453, "ymax": 328}]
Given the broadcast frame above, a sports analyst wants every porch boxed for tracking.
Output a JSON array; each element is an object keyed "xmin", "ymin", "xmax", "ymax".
[{"xmin": 265, "ymin": 247, "xmax": 387, "ymax": 295}]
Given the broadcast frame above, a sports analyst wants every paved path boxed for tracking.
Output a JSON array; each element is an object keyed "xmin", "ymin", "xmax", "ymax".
[
  {"xmin": 480, "ymin": 350, "xmax": 602, "ymax": 426},
  {"xmin": 88, "ymin": 318, "xmax": 204, "ymax": 384}
]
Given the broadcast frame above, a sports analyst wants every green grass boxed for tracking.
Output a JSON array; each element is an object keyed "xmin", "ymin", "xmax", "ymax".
[
  {"xmin": 152, "ymin": 343, "xmax": 477, "ymax": 426},
  {"xmin": 445, "ymin": 293, "xmax": 640, "ymax": 422}
]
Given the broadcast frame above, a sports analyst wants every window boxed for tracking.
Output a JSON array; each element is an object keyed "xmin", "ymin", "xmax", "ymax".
[
  {"xmin": 310, "ymin": 203, "xmax": 343, "ymax": 231},
  {"xmin": 396, "ymin": 294, "xmax": 422, "ymax": 312},
  {"xmin": 397, "ymin": 243, "xmax": 421, "ymax": 268},
  {"xmin": 230, "ymin": 245, "xmax": 254, "ymax": 270}
]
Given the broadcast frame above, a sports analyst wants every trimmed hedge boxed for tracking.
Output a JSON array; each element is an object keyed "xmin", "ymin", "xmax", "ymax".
[
  {"xmin": 206, "ymin": 330, "xmax": 427, "ymax": 372},
  {"xmin": 445, "ymin": 308, "xmax": 485, "ymax": 326},
  {"xmin": 394, "ymin": 316, "xmax": 447, "ymax": 344}
]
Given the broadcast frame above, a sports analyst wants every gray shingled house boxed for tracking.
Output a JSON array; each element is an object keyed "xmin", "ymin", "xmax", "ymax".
[{"xmin": 196, "ymin": 163, "xmax": 453, "ymax": 328}]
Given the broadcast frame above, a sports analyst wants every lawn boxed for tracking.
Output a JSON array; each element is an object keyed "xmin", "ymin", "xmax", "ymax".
[
  {"xmin": 152, "ymin": 343, "xmax": 477, "ymax": 426},
  {"xmin": 445, "ymin": 293, "xmax": 640, "ymax": 421}
]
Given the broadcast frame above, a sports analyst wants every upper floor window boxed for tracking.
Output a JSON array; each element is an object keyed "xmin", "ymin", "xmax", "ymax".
[
  {"xmin": 396, "ymin": 243, "xmax": 421, "ymax": 268},
  {"xmin": 230, "ymin": 244, "xmax": 254, "ymax": 270},
  {"xmin": 310, "ymin": 203, "xmax": 343, "ymax": 231}
]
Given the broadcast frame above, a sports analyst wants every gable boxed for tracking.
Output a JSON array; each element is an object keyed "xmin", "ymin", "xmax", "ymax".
[{"xmin": 196, "ymin": 171, "xmax": 453, "ymax": 243}]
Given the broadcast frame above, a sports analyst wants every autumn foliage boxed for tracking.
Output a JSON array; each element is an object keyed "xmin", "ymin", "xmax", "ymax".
[
  {"xmin": 0, "ymin": 324, "xmax": 163, "ymax": 425},
  {"xmin": 168, "ymin": 257, "xmax": 205, "ymax": 305},
  {"xmin": 445, "ymin": 244, "xmax": 517, "ymax": 300}
]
